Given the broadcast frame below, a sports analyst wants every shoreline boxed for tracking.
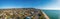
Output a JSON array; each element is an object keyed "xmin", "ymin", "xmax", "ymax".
[{"xmin": 42, "ymin": 11, "xmax": 50, "ymax": 19}]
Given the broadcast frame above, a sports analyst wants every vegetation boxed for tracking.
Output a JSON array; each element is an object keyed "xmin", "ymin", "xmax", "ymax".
[{"xmin": 0, "ymin": 8, "xmax": 45, "ymax": 19}]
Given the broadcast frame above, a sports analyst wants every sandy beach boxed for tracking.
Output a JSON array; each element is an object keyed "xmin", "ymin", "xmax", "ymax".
[{"xmin": 42, "ymin": 11, "xmax": 50, "ymax": 19}]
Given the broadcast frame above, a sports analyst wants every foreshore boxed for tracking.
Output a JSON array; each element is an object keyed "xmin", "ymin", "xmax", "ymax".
[{"xmin": 42, "ymin": 11, "xmax": 50, "ymax": 19}]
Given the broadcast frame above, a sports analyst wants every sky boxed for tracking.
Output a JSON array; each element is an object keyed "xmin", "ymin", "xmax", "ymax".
[{"xmin": 0, "ymin": 0, "xmax": 60, "ymax": 10}]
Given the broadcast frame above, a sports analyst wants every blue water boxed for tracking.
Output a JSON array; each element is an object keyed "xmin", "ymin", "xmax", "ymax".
[{"xmin": 43, "ymin": 10, "xmax": 60, "ymax": 19}]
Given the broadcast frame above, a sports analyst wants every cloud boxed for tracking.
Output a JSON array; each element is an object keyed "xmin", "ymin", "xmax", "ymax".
[{"xmin": 35, "ymin": 0, "xmax": 60, "ymax": 10}]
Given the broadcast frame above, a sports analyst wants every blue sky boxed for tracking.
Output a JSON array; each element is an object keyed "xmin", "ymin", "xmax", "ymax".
[{"xmin": 0, "ymin": 0, "xmax": 60, "ymax": 10}]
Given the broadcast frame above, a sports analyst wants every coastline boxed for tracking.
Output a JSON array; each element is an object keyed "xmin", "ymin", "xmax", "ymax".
[{"xmin": 42, "ymin": 11, "xmax": 50, "ymax": 19}]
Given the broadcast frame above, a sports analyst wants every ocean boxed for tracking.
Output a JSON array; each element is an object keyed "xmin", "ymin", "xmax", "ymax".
[{"xmin": 43, "ymin": 10, "xmax": 60, "ymax": 19}]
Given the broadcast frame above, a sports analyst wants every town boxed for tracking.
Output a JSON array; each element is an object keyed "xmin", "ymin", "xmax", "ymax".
[{"xmin": 0, "ymin": 8, "xmax": 44, "ymax": 19}]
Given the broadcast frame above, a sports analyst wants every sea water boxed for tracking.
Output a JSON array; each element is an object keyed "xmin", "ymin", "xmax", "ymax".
[{"xmin": 43, "ymin": 10, "xmax": 60, "ymax": 19}]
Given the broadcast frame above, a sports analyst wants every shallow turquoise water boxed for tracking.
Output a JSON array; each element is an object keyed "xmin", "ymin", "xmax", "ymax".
[{"xmin": 43, "ymin": 10, "xmax": 60, "ymax": 19}]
